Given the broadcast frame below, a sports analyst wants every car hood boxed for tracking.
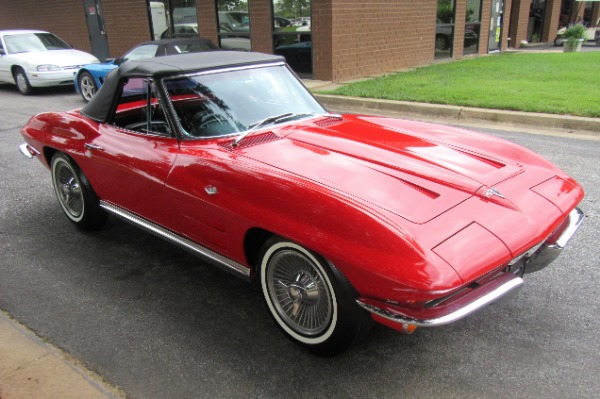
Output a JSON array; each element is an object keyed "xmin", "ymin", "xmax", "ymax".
[
  {"xmin": 11, "ymin": 49, "xmax": 99, "ymax": 67},
  {"xmin": 235, "ymin": 115, "xmax": 534, "ymax": 224}
]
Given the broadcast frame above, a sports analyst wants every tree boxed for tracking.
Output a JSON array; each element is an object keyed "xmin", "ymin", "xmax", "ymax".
[{"xmin": 274, "ymin": 0, "xmax": 311, "ymax": 19}]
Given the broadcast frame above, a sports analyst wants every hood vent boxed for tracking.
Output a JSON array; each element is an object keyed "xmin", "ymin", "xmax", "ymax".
[
  {"xmin": 221, "ymin": 131, "xmax": 281, "ymax": 150},
  {"xmin": 313, "ymin": 116, "xmax": 345, "ymax": 129}
]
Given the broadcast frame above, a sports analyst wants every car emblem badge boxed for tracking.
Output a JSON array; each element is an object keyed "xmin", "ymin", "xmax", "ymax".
[{"xmin": 483, "ymin": 188, "xmax": 505, "ymax": 199}]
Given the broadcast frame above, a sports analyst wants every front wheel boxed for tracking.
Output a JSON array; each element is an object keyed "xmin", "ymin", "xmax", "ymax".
[
  {"xmin": 78, "ymin": 71, "xmax": 97, "ymax": 102},
  {"xmin": 51, "ymin": 153, "xmax": 108, "ymax": 230},
  {"xmin": 13, "ymin": 67, "xmax": 33, "ymax": 95},
  {"xmin": 554, "ymin": 36, "xmax": 564, "ymax": 46},
  {"xmin": 435, "ymin": 35, "xmax": 449, "ymax": 50},
  {"xmin": 258, "ymin": 237, "xmax": 372, "ymax": 356}
]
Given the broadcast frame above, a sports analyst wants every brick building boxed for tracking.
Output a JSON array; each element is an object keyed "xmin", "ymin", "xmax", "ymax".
[{"xmin": 1, "ymin": 0, "xmax": 598, "ymax": 82}]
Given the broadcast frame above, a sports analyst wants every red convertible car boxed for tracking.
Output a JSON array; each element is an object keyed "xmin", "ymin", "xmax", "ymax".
[{"xmin": 19, "ymin": 52, "xmax": 584, "ymax": 356}]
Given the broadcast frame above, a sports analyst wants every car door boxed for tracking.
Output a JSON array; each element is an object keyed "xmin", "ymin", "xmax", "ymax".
[
  {"xmin": 82, "ymin": 77, "xmax": 179, "ymax": 229},
  {"xmin": 0, "ymin": 37, "xmax": 12, "ymax": 83}
]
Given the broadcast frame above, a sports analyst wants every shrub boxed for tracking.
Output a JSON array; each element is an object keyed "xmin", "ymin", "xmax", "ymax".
[{"xmin": 563, "ymin": 24, "xmax": 586, "ymax": 43}]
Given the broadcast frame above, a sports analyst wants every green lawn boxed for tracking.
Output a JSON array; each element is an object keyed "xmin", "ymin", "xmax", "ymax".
[{"xmin": 322, "ymin": 52, "xmax": 600, "ymax": 118}]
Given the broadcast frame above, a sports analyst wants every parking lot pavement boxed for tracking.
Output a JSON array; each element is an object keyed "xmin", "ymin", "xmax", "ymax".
[{"xmin": 0, "ymin": 310, "xmax": 126, "ymax": 399}]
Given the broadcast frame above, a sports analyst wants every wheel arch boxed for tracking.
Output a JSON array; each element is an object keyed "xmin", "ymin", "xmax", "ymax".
[
  {"xmin": 243, "ymin": 227, "xmax": 274, "ymax": 276},
  {"xmin": 42, "ymin": 146, "xmax": 59, "ymax": 168},
  {"xmin": 11, "ymin": 64, "xmax": 24, "ymax": 76}
]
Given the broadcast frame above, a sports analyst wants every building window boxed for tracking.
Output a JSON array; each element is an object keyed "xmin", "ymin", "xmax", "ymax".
[
  {"xmin": 216, "ymin": 0, "xmax": 251, "ymax": 51},
  {"xmin": 272, "ymin": 0, "xmax": 312, "ymax": 76},
  {"xmin": 464, "ymin": 0, "xmax": 482, "ymax": 55},
  {"xmin": 148, "ymin": 0, "xmax": 198, "ymax": 40},
  {"xmin": 436, "ymin": 0, "xmax": 456, "ymax": 59},
  {"xmin": 528, "ymin": 0, "xmax": 547, "ymax": 42}
]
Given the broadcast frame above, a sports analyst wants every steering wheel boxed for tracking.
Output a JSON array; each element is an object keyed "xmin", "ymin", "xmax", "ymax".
[{"xmin": 190, "ymin": 111, "xmax": 221, "ymax": 136}]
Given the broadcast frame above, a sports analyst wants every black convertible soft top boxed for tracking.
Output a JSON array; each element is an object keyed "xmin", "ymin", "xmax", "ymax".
[{"xmin": 81, "ymin": 51, "xmax": 285, "ymax": 123}]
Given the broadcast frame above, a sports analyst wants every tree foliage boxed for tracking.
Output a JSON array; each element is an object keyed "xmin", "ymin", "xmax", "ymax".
[{"xmin": 274, "ymin": 0, "xmax": 310, "ymax": 18}]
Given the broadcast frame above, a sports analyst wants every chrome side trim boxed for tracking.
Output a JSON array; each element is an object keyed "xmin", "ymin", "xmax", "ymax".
[
  {"xmin": 19, "ymin": 143, "xmax": 40, "ymax": 159},
  {"xmin": 99, "ymin": 201, "xmax": 251, "ymax": 280},
  {"xmin": 357, "ymin": 276, "xmax": 524, "ymax": 327}
]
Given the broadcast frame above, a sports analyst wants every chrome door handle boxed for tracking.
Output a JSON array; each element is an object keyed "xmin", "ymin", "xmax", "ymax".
[{"xmin": 85, "ymin": 143, "xmax": 104, "ymax": 151}]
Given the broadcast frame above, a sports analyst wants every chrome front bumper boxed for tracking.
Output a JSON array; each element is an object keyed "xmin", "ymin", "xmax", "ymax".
[
  {"xmin": 524, "ymin": 207, "xmax": 585, "ymax": 273},
  {"xmin": 357, "ymin": 273, "xmax": 524, "ymax": 327},
  {"xmin": 19, "ymin": 143, "xmax": 41, "ymax": 159},
  {"xmin": 358, "ymin": 207, "xmax": 585, "ymax": 328}
]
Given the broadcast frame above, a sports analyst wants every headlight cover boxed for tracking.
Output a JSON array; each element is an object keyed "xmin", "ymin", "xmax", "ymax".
[{"xmin": 37, "ymin": 65, "xmax": 62, "ymax": 72}]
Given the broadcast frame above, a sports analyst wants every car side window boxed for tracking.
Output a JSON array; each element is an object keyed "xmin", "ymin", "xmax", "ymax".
[{"xmin": 111, "ymin": 77, "xmax": 172, "ymax": 136}]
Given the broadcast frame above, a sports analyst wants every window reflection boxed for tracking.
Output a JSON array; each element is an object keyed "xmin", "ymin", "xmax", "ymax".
[
  {"xmin": 436, "ymin": 0, "xmax": 455, "ymax": 59},
  {"xmin": 149, "ymin": 0, "xmax": 199, "ymax": 40},
  {"xmin": 464, "ymin": 0, "xmax": 482, "ymax": 55},
  {"xmin": 217, "ymin": 0, "xmax": 251, "ymax": 51},
  {"xmin": 529, "ymin": 0, "xmax": 546, "ymax": 43},
  {"xmin": 272, "ymin": 0, "xmax": 312, "ymax": 76}
]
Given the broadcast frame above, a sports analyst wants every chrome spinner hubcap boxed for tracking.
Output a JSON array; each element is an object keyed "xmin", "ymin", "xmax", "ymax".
[
  {"xmin": 55, "ymin": 164, "xmax": 83, "ymax": 218},
  {"xmin": 267, "ymin": 250, "xmax": 332, "ymax": 336}
]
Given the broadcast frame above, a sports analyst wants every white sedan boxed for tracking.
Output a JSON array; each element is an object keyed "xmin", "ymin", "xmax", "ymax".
[{"xmin": 0, "ymin": 30, "xmax": 99, "ymax": 95}]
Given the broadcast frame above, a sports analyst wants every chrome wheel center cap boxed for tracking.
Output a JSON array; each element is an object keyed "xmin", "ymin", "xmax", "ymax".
[{"xmin": 287, "ymin": 276, "xmax": 319, "ymax": 305}]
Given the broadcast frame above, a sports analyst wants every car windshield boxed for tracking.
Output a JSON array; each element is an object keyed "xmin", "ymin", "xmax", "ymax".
[
  {"xmin": 4, "ymin": 33, "xmax": 71, "ymax": 54},
  {"xmin": 164, "ymin": 64, "xmax": 326, "ymax": 138}
]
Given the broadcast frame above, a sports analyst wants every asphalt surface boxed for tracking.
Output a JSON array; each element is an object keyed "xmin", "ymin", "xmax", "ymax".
[{"xmin": 0, "ymin": 83, "xmax": 599, "ymax": 399}]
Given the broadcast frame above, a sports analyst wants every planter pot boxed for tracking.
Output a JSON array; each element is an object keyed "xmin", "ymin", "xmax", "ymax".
[{"xmin": 563, "ymin": 38, "xmax": 584, "ymax": 52}]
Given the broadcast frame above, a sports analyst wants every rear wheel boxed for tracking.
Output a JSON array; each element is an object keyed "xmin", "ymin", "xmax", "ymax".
[
  {"xmin": 259, "ymin": 237, "xmax": 371, "ymax": 356},
  {"xmin": 78, "ymin": 71, "xmax": 97, "ymax": 102},
  {"xmin": 51, "ymin": 153, "xmax": 108, "ymax": 230},
  {"xmin": 13, "ymin": 67, "xmax": 33, "ymax": 95}
]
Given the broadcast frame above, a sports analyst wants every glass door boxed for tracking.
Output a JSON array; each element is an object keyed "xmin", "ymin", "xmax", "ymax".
[
  {"xmin": 83, "ymin": 0, "xmax": 110, "ymax": 60},
  {"xmin": 488, "ymin": 0, "xmax": 504, "ymax": 52}
]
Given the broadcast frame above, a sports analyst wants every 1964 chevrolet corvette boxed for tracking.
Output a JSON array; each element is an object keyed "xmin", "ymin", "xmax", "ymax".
[{"xmin": 19, "ymin": 52, "xmax": 584, "ymax": 356}]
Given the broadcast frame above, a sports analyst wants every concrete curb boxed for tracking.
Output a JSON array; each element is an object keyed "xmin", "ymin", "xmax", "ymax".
[
  {"xmin": 0, "ymin": 310, "xmax": 126, "ymax": 399},
  {"xmin": 314, "ymin": 94, "xmax": 600, "ymax": 136}
]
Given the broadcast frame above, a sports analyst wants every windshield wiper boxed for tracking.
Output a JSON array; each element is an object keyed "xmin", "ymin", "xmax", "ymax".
[{"xmin": 232, "ymin": 112, "xmax": 313, "ymax": 147}]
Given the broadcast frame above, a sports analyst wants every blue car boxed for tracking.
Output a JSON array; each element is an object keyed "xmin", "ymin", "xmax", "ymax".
[{"xmin": 74, "ymin": 37, "xmax": 218, "ymax": 102}]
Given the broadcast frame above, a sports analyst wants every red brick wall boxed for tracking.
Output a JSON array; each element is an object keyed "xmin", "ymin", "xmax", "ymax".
[
  {"xmin": 198, "ymin": 0, "xmax": 219, "ymax": 44},
  {"xmin": 249, "ymin": 0, "xmax": 273, "ymax": 53},
  {"xmin": 313, "ymin": 0, "xmax": 334, "ymax": 80},
  {"xmin": 453, "ymin": 0, "xmax": 467, "ymax": 58},
  {"xmin": 103, "ymin": 0, "xmax": 151, "ymax": 57},
  {"xmin": 0, "ymin": 0, "xmax": 91, "ymax": 53},
  {"xmin": 508, "ymin": 0, "xmax": 530, "ymax": 47},
  {"xmin": 542, "ymin": 0, "xmax": 561, "ymax": 42},
  {"xmin": 0, "ymin": 0, "xmax": 542, "ymax": 82},
  {"xmin": 329, "ymin": 0, "xmax": 436, "ymax": 82}
]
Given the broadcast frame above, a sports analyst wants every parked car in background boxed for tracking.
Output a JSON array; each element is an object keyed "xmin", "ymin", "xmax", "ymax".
[
  {"xmin": 435, "ymin": 21, "xmax": 479, "ymax": 51},
  {"xmin": 0, "ymin": 29, "xmax": 99, "ymax": 95},
  {"xmin": 218, "ymin": 11, "xmax": 250, "ymax": 33},
  {"xmin": 554, "ymin": 18, "xmax": 600, "ymax": 46},
  {"xmin": 20, "ymin": 51, "xmax": 584, "ymax": 356},
  {"xmin": 74, "ymin": 37, "xmax": 217, "ymax": 102},
  {"xmin": 161, "ymin": 23, "xmax": 252, "ymax": 51}
]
